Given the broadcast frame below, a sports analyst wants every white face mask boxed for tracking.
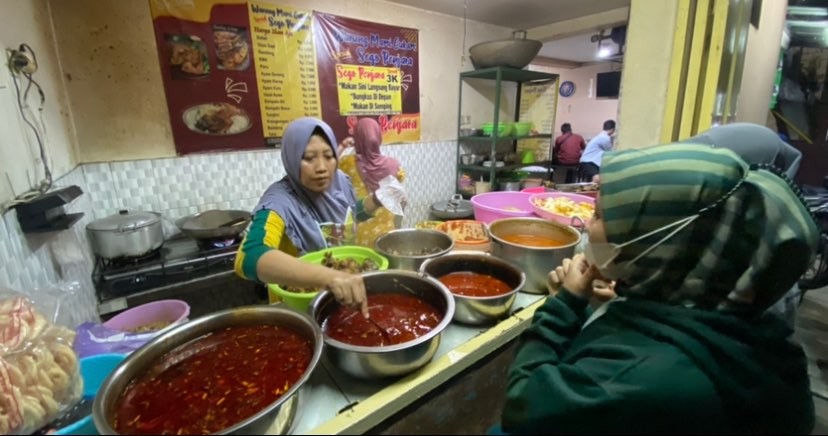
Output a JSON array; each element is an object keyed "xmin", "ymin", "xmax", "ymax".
[{"xmin": 583, "ymin": 215, "xmax": 698, "ymax": 280}]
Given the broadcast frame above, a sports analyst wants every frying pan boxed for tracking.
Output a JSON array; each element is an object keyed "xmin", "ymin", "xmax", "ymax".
[{"xmin": 176, "ymin": 209, "xmax": 251, "ymax": 240}]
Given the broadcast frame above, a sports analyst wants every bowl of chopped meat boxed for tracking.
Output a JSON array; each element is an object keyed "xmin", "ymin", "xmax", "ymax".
[
  {"xmin": 267, "ymin": 246, "xmax": 389, "ymax": 312},
  {"xmin": 374, "ymin": 229, "xmax": 454, "ymax": 271}
]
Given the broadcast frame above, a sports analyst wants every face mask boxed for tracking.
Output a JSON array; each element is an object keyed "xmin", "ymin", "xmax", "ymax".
[{"xmin": 583, "ymin": 215, "xmax": 698, "ymax": 280}]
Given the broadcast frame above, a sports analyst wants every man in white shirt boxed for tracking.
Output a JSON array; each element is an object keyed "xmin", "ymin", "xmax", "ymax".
[{"xmin": 579, "ymin": 120, "xmax": 616, "ymax": 182}]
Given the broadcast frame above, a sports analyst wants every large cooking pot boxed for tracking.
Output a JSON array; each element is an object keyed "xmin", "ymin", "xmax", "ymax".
[
  {"xmin": 430, "ymin": 194, "xmax": 474, "ymax": 220},
  {"xmin": 93, "ymin": 306, "xmax": 322, "ymax": 435},
  {"xmin": 176, "ymin": 209, "xmax": 251, "ymax": 240},
  {"xmin": 86, "ymin": 210, "xmax": 164, "ymax": 259},
  {"xmin": 488, "ymin": 218, "xmax": 580, "ymax": 293}
]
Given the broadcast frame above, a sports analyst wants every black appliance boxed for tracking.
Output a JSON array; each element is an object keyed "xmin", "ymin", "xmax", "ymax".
[{"xmin": 93, "ymin": 235, "xmax": 266, "ymax": 319}]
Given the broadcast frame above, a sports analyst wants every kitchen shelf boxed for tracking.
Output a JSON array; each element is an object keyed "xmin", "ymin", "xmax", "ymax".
[
  {"xmin": 458, "ymin": 160, "xmax": 554, "ymax": 173},
  {"xmin": 458, "ymin": 134, "xmax": 552, "ymax": 142},
  {"xmin": 456, "ymin": 66, "xmax": 559, "ymax": 193}
]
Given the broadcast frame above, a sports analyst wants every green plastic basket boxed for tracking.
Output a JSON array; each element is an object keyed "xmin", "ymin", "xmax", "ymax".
[{"xmin": 267, "ymin": 246, "xmax": 389, "ymax": 312}]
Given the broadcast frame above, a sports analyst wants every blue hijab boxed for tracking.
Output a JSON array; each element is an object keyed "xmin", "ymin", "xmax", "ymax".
[{"xmin": 254, "ymin": 117, "xmax": 357, "ymax": 254}]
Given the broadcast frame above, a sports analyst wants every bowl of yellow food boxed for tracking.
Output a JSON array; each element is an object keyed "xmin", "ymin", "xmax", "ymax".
[{"xmin": 529, "ymin": 192, "xmax": 596, "ymax": 226}]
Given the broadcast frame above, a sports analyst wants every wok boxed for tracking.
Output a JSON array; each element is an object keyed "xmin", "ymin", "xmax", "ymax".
[{"xmin": 176, "ymin": 209, "xmax": 251, "ymax": 240}]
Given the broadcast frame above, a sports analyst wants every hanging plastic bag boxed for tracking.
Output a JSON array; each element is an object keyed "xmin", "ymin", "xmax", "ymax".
[
  {"xmin": 72, "ymin": 323, "xmax": 160, "ymax": 359},
  {"xmin": 0, "ymin": 287, "xmax": 82, "ymax": 435},
  {"xmin": 374, "ymin": 175, "xmax": 408, "ymax": 216}
]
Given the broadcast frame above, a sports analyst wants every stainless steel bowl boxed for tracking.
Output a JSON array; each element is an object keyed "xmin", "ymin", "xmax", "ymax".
[
  {"xmin": 488, "ymin": 218, "xmax": 580, "ymax": 294},
  {"xmin": 420, "ymin": 251, "xmax": 525, "ymax": 325},
  {"xmin": 469, "ymin": 37, "xmax": 542, "ymax": 70},
  {"xmin": 309, "ymin": 270, "xmax": 454, "ymax": 379},
  {"xmin": 92, "ymin": 306, "xmax": 323, "ymax": 435},
  {"xmin": 374, "ymin": 229, "xmax": 454, "ymax": 271}
]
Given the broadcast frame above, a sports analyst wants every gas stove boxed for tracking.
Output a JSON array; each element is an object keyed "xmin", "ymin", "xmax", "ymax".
[{"xmin": 94, "ymin": 236, "xmax": 266, "ymax": 318}]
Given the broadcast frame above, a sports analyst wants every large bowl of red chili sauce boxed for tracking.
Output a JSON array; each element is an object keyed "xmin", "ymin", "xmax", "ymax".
[
  {"xmin": 92, "ymin": 305, "xmax": 323, "ymax": 435},
  {"xmin": 420, "ymin": 251, "xmax": 525, "ymax": 325},
  {"xmin": 309, "ymin": 270, "xmax": 455, "ymax": 379}
]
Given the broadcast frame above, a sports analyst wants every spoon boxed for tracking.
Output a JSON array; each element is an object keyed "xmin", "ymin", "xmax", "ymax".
[{"xmin": 367, "ymin": 317, "xmax": 392, "ymax": 344}]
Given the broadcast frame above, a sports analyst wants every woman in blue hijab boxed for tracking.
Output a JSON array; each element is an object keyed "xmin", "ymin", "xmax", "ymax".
[{"xmin": 235, "ymin": 118, "xmax": 383, "ymax": 316}]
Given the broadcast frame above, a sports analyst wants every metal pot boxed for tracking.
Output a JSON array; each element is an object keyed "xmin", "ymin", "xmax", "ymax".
[
  {"xmin": 374, "ymin": 229, "xmax": 454, "ymax": 271},
  {"xmin": 93, "ymin": 306, "xmax": 322, "ymax": 435},
  {"xmin": 309, "ymin": 270, "xmax": 454, "ymax": 379},
  {"xmin": 86, "ymin": 210, "xmax": 164, "ymax": 259},
  {"xmin": 420, "ymin": 251, "xmax": 525, "ymax": 325},
  {"xmin": 488, "ymin": 218, "xmax": 581, "ymax": 293},
  {"xmin": 430, "ymin": 194, "xmax": 474, "ymax": 220}
]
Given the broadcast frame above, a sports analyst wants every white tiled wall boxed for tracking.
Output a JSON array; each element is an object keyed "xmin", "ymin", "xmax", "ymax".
[
  {"xmin": 0, "ymin": 167, "xmax": 99, "ymax": 326},
  {"xmin": 0, "ymin": 141, "xmax": 457, "ymax": 323}
]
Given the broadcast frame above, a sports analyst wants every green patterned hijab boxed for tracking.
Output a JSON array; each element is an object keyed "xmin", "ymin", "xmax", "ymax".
[{"xmin": 599, "ymin": 143, "xmax": 818, "ymax": 312}]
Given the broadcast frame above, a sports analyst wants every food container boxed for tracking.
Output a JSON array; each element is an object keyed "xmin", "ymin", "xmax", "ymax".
[
  {"xmin": 513, "ymin": 122, "xmax": 533, "ymax": 137},
  {"xmin": 469, "ymin": 30, "xmax": 543, "ymax": 70},
  {"xmin": 420, "ymin": 252, "xmax": 524, "ymax": 325},
  {"xmin": 488, "ymin": 218, "xmax": 580, "ymax": 293},
  {"xmin": 268, "ymin": 246, "xmax": 389, "ymax": 311},
  {"xmin": 102, "ymin": 299, "xmax": 190, "ymax": 335},
  {"xmin": 93, "ymin": 306, "xmax": 323, "ymax": 435},
  {"xmin": 53, "ymin": 354, "xmax": 128, "ymax": 435},
  {"xmin": 414, "ymin": 220, "xmax": 444, "ymax": 230},
  {"xmin": 474, "ymin": 180, "xmax": 492, "ymax": 194},
  {"xmin": 471, "ymin": 191, "xmax": 535, "ymax": 223},
  {"xmin": 86, "ymin": 210, "xmax": 164, "ymax": 259},
  {"xmin": 309, "ymin": 270, "xmax": 454, "ymax": 379},
  {"xmin": 554, "ymin": 182, "xmax": 600, "ymax": 198},
  {"xmin": 374, "ymin": 229, "xmax": 454, "ymax": 271},
  {"xmin": 437, "ymin": 220, "xmax": 491, "ymax": 252},
  {"xmin": 430, "ymin": 194, "xmax": 475, "ymax": 220},
  {"xmin": 459, "ymin": 153, "xmax": 483, "ymax": 166},
  {"xmin": 529, "ymin": 192, "xmax": 596, "ymax": 225}
]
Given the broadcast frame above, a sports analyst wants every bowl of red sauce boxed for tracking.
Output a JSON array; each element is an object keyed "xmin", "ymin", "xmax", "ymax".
[
  {"xmin": 309, "ymin": 270, "xmax": 455, "ymax": 379},
  {"xmin": 92, "ymin": 306, "xmax": 323, "ymax": 435},
  {"xmin": 420, "ymin": 251, "xmax": 525, "ymax": 325}
]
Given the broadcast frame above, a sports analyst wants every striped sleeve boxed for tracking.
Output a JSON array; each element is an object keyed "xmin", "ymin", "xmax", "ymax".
[{"xmin": 234, "ymin": 209, "xmax": 297, "ymax": 282}]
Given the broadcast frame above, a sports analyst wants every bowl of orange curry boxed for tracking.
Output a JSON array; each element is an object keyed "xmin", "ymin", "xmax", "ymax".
[
  {"xmin": 488, "ymin": 217, "xmax": 581, "ymax": 294},
  {"xmin": 309, "ymin": 270, "xmax": 455, "ymax": 379},
  {"xmin": 92, "ymin": 306, "xmax": 323, "ymax": 435},
  {"xmin": 420, "ymin": 251, "xmax": 525, "ymax": 325}
]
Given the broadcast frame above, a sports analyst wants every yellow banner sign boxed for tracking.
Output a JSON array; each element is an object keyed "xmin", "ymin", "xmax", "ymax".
[{"xmin": 335, "ymin": 64, "xmax": 402, "ymax": 116}]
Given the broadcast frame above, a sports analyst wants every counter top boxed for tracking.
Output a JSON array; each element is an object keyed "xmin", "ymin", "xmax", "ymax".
[{"xmin": 282, "ymin": 292, "xmax": 547, "ymax": 435}]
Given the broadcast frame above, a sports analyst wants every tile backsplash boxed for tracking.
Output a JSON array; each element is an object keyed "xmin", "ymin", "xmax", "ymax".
[{"xmin": 0, "ymin": 141, "xmax": 457, "ymax": 323}]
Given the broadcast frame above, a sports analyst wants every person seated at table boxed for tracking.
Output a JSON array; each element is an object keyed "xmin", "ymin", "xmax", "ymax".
[
  {"xmin": 553, "ymin": 123, "xmax": 586, "ymax": 183},
  {"xmin": 499, "ymin": 143, "xmax": 817, "ymax": 434}
]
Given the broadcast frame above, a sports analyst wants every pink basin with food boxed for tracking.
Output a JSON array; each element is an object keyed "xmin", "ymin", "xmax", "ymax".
[
  {"xmin": 102, "ymin": 299, "xmax": 190, "ymax": 334},
  {"xmin": 470, "ymin": 191, "xmax": 535, "ymax": 224}
]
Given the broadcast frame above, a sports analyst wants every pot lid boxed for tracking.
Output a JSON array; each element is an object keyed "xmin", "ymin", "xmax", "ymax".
[
  {"xmin": 431, "ymin": 194, "xmax": 473, "ymax": 214},
  {"xmin": 87, "ymin": 209, "xmax": 161, "ymax": 232}
]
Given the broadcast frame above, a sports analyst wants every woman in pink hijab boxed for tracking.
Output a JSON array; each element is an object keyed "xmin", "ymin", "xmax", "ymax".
[
  {"xmin": 352, "ymin": 118, "xmax": 402, "ymax": 191},
  {"xmin": 339, "ymin": 117, "xmax": 406, "ymax": 247}
]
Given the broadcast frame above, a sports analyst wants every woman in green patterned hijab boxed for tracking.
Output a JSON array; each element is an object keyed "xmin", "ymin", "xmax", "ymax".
[
  {"xmin": 500, "ymin": 143, "xmax": 818, "ymax": 434},
  {"xmin": 593, "ymin": 142, "xmax": 817, "ymax": 311}
]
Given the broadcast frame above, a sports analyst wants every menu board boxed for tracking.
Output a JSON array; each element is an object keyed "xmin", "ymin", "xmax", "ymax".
[
  {"xmin": 149, "ymin": 0, "xmax": 420, "ymax": 155},
  {"xmin": 517, "ymin": 80, "xmax": 558, "ymax": 161}
]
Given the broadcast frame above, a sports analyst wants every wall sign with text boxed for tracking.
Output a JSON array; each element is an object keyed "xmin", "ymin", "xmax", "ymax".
[{"xmin": 149, "ymin": 0, "xmax": 420, "ymax": 155}]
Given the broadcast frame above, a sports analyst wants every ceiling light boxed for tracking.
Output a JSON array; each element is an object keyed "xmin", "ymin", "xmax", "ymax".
[{"xmin": 598, "ymin": 47, "xmax": 612, "ymax": 58}]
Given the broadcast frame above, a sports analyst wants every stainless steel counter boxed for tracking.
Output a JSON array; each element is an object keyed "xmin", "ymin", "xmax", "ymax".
[{"xmin": 280, "ymin": 292, "xmax": 547, "ymax": 435}]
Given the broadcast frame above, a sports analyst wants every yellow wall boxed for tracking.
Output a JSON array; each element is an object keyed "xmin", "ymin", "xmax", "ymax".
[
  {"xmin": 735, "ymin": 0, "xmax": 788, "ymax": 125},
  {"xmin": 46, "ymin": 0, "xmax": 512, "ymax": 163},
  {"xmin": 0, "ymin": 0, "xmax": 77, "ymax": 204},
  {"xmin": 615, "ymin": 0, "xmax": 680, "ymax": 149}
]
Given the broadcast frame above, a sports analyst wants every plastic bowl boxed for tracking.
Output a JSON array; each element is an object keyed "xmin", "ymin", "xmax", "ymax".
[
  {"xmin": 102, "ymin": 300, "xmax": 190, "ymax": 334},
  {"xmin": 470, "ymin": 191, "xmax": 535, "ymax": 224},
  {"xmin": 520, "ymin": 186, "xmax": 546, "ymax": 194},
  {"xmin": 529, "ymin": 192, "xmax": 596, "ymax": 226},
  {"xmin": 268, "ymin": 246, "xmax": 389, "ymax": 312},
  {"xmin": 481, "ymin": 122, "xmax": 512, "ymax": 137},
  {"xmin": 54, "ymin": 353, "xmax": 127, "ymax": 435},
  {"xmin": 513, "ymin": 122, "xmax": 533, "ymax": 137}
]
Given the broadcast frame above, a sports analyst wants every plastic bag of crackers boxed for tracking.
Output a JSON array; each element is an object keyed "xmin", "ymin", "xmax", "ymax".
[{"xmin": 0, "ymin": 288, "xmax": 81, "ymax": 435}]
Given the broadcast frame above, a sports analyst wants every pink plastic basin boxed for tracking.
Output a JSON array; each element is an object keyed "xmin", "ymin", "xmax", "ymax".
[
  {"xmin": 520, "ymin": 186, "xmax": 546, "ymax": 194},
  {"xmin": 103, "ymin": 299, "xmax": 190, "ymax": 333},
  {"xmin": 470, "ymin": 191, "xmax": 535, "ymax": 224}
]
